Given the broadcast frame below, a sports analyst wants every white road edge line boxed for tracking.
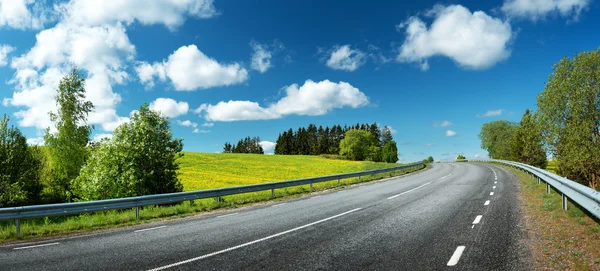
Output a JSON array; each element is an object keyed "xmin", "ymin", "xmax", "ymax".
[
  {"xmin": 447, "ymin": 246, "xmax": 466, "ymax": 266},
  {"xmin": 473, "ymin": 215, "xmax": 483, "ymax": 224},
  {"xmin": 312, "ymin": 195, "xmax": 321, "ymax": 199},
  {"xmin": 387, "ymin": 182, "xmax": 432, "ymax": 200},
  {"xmin": 14, "ymin": 242, "xmax": 60, "ymax": 250},
  {"xmin": 217, "ymin": 213, "xmax": 239, "ymax": 218},
  {"xmin": 484, "ymin": 200, "xmax": 490, "ymax": 206},
  {"xmin": 490, "ymin": 192, "xmax": 494, "ymax": 196},
  {"xmin": 272, "ymin": 203, "xmax": 287, "ymax": 207},
  {"xmin": 147, "ymin": 208, "xmax": 362, "ymax": 271},
  {"xmin": 134, "ymin": 226, "xmax": 167, "ymax": 233}
]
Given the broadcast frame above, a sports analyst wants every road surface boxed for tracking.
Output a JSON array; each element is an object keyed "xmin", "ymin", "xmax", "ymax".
[{"xmin": 0, "ymin": 163, "xmax": 530, "ymax": 270}]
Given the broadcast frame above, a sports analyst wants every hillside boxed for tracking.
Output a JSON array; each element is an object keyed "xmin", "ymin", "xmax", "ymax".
[{"xmin": 178, "ymin": 152, "xmax": 399, "ymax": 191}]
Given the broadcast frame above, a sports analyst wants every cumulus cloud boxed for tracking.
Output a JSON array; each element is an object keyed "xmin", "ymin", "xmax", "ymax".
[
  {"xmin": 477, "ymin": 109, "xmax": 504, "ymax": 117},
  {"xmin": 0, "ymin": 44, "xmax": 14, "ymax": 66},
  {"xmin": 326, "ymin": 45, "xmax": 366, "ymax": 71},
  {"xmin": 176, "ymin": 119, "xmax": 197, "ymax": 128},
  {"xmin": 501, "ymin": 0, "xmax": 589, "ymax": 21},
  {"xmin": 397, "ymin": 5, "xmax": 513, "ymax": 70},
  {"xmin": 259, "ymin": 141, "xmax": 276, "ymax": 152},
  {"xmin": 196, "ymin": 80, "xmax": 369, "ymax": 121},
  {"xmin": 445, "ymin": 130, "xmax": 457, "ymax": 137},
  {"xmin": 136, "ymin": 44, "xmax": 248, "ymax": 91},
  {"xmin": 26, "ymin": 136, "xmax": 44, "ymax": 146},
  {"xmin": 440, "ymin": 120, "xmax": 452, "ymax": 127},
  {"xmin": 202, "ymin": 122, "xmax": 214, "ymax": 127},
  {"xmin": 0, "ymin": 0, "xmax": 49, "ymax": 29},
  {"xmin": 250, "ymin": 41, "xmax": 272, "ymax": 73},
  {"xmin": 149, "ymin": 98, "xmax": 189, "ymax": 118}
]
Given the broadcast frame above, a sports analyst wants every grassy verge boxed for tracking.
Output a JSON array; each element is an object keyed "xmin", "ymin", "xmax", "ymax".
[
  {"xmin": 0, "ymin": 162, "xmax": 424, "ymax": 243},
  {"xmin": 500, "ymin": 165, "xmax": 600, "ymax": 270}
]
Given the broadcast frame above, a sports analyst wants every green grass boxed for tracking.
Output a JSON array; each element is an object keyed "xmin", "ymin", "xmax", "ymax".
[
  {"xmin": 0, "ymin": 153, "xmax": 419, "ymax": 242},
  {"xmin": 546, "ymin": 160, "xmax": 558, "ymax": 174}
]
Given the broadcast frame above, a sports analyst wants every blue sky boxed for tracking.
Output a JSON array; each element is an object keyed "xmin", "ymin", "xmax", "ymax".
[{"xmin": 0, "ymin": 0, "xmax": 598, "ymax": 162}]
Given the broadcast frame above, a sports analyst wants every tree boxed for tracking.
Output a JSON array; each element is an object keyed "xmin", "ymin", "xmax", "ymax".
[
  {"xmin": 427, "ymin": 156, "xmax": 434, "ymax": 163},
  {"xmin": 223, "ymin": 142, "xmax": 232, "ymax": 153},
  {"xmin": 537, "ymin": 49, "xmax": 600, "ymax": 189},
  {"xmin": 510, "ymin": 109, "xmax": 547, "ymax": 168},
  {"xmin": 339, "ymin": 130, "xmax": 376, "ymax": 161},
  {"xmin": 73, "ymin": 104, "xmax": 183, "ymax": 201},
  {"xmin": 382, "ymin": 141, "xmax": 399, "ymax": 163},
  {"xmin": 44, "ymin": 68, "xmax": 94, "ymax": 202},
  {"xmin": 0, "ymin": 115, "xmax": 43, "ymax": 207},
  {"xmin": 456, "ymin": 154, "xmax": 466, "ymax": 161},
  {"xmin": 478, "ymin": 120, "xmax": 519, "ymax": 160},
  {"xmin": 380, "ymin": 126, "xmax": 393, "ymax": 147}
]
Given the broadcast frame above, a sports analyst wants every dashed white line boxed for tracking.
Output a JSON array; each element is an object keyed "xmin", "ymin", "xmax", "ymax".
[
  {"xmin": 217, "ymin": 213, "xmax": 239, "ymax": 218},
  {"xmin": 493, "ymin": 186, "xmax": 496, "ymax": 189},
  {"xmin": 484, "ymin": 200, "xmax": 490, "ymax": 206},
  {"xmin": 490, "ymin": 192, "xmax": 494, "ymax": 196},
  {"xmin": 135, "ymin": 226, "xmax": 167, "ymax": 233},
  {"xmin": 387, "ymin": 182, "xmax": 432, "ymax": 200},
  {"xmin": 473, "ymin": 215, "xmax": 483, "ymax": 224},
  {"xmin": 14, "ymin": 242, "xmax": 59, "ymax": 250},
  {"xmin": 147, "ymin": 208, "xmax": 362, "ymax": 271},
  {"xmin": 447, "ymin": 246, "xmax": 466, "ymax": 266},
  {"xmin": 494, "ymin": 181, "xmax": 497, "ymax": 184}
]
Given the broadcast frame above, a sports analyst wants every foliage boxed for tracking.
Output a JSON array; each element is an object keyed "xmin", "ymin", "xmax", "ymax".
[
  {"xmin": 223, "ymin": 142, "xmax": 233, "ymax": 153},
  {"xmin": 44, "ymin": 68, "xmax": 94, "ymax": 202},
  {"xmin": 509, "ymin": 109, "xmax": 547, "ymax": 168},
  {"xmin": 382, "ymin": 141, "xmax": 399, "ymax": 163},
  {"xmin": 73, "ymin": 104, "xmax": 183, "ymax": 201},
  {"xmin": 0, "ymin": 115, "xmax": 43, "ymax": 207},
  {"xmin": 427, "ymin": 156, "xmax": 434, "ymax": 163},
  {"xmin": 479, "ymin": 120, "xmax": 519, "ymax": 160},
  {"xmin": 339, "ymin": 130, "xmax": 376, "ymax": 161},
  {"xmin": 537, "ymin": 48, "xmax": 600, "ymax": 189},
  {"xmin": 456, "ymin": 154, "xmax": 466, "ymax": 161},
  {"xmin": 231, "ymin": 136, "xmax": 263, "ymax": 154}
]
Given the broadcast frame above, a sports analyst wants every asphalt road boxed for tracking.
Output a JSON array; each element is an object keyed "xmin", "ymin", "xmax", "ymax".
[{"xmin": 0, "ymin": 163, "xmax": 530, "ymax": 270}]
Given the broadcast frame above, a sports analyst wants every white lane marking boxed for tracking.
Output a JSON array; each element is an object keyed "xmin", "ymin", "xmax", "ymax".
[
  {"xmin": 147, "ymin": 208, "xmax": 362, "ymax": 271},
  {"xmin": 387, "ymin": 182, "xmax": 432, "ymax": 200},
  {"xmin": 484, "ymin": 200, "xmax": 490, "ymax": 206},
  {"xmin": 473, "ymin": 215, "xmax": 483, "ymax": 224},
  {"xmin": 490, "ymin": 192, "xmax": 494, "ymax": 196},
  {"xmin": 134, "ymin": 226, "xmax": 167, "ymax": 233},
  {"xmin": 439, "ymin": 173, "xmax": 452, "ymax": 180},
  {"xmin": 493, "ymin": 186, "xmax": 496, "ymax": 189},
  {"xmin": 471, "ymin": 225, "xmax": 475, "ymax": 229},
  {"xmin": 217, "ymin": 213, "xmax": 239, "ymax": 218},
  {"xmin": 272, "ymin": 203, "xmax": 287, "ymax": 207},
  {"xmin": 14, "ymin": 242, "xmax": 59, "ymax": 250},
  {"xmin": 447, "ymin": 246, "xmax": 466, "ymax": 266},
  {"xmin": 494, "ymin": 181, "xmax": 497, "ymax": 184}
]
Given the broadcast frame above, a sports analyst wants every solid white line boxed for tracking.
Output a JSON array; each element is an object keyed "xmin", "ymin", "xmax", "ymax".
[
  {"xmin": 272, "ymin": 203, "xmax": 287, "ymax": 207},
  {"xmin": 147, "ymin": 208, "xmax": 362, "ymax": 271},
  {"xmin": 447, "ymin": 246, "xmax": 466, "ymax": 266},
  {"xmin": 484, "ymin": 200, "xmax": 490, "ymax": 206},
  {"xmin": 14, "ymin": 242, "xmax": 59, "ymax": 250},
  {"xmin": 473, "ymin": 215, "xmax": 483, "ymax": 224},
  {"xmin": 134, "ymin": 226, "xmax": 167, "ymax": 233},
  {"xmin": 490, "ymin": 192, "xmax": 494, "ymax": 196},
  {"xmin": 217, "ymin": 213, "xmax": 239, "ymax": 218},
  {"xmin": 311, "ymin": 195, "xmax": 321, "ymax": 199},
  {"xmin": 387, "ymin": 182, "xmax": 432, "ymax": 200}
]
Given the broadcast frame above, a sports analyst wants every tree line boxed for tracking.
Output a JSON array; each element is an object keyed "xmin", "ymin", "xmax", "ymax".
[
  {"xmin": 0, "ymin": 69, "xmax": 184, "ymax": 207},
  {"xmin": 223, "ymin": 136, "xmax": 264, "ymax": 154},
  {"xmin": 479, "ymin": 48, "xmax": 600, "ymax": 190}
]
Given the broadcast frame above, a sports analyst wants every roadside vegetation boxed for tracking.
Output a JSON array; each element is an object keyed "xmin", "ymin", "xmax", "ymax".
[{"xmin": 501, "ymin": 165, "xmax": 600, "ymax": 270}]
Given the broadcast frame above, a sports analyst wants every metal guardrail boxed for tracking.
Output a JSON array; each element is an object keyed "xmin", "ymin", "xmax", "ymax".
[
  {"xmin": 0, "ymin": 162, "xmax": 423, "ymax": 235},
  {"xmin": 469, "ymin": 159, "xmax": 600, "ymax": 221}
]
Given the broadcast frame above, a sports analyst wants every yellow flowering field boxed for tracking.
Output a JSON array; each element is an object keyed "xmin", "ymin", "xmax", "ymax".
[{"xmin": 177, "ymin": 152, "xmax": 399, "ymax": 191}]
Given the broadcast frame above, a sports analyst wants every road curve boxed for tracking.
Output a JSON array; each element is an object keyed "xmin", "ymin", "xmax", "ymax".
[{"xmin": 0, "ymin": 163, "xmax": 530, "ymax": 270}]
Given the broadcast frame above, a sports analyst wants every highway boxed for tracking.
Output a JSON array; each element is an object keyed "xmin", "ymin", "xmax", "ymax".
[{"xmin": 0, "ymin": 163, "xmax": 530, "ymax": 270}]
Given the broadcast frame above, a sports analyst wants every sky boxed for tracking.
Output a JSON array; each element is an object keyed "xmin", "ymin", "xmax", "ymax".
[{"xmin": 0, "ymin": 0, "xmax": 599, "ymax": 163}]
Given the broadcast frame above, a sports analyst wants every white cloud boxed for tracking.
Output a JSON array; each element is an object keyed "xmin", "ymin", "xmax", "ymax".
[
  {"xmin": 26, "ymin": 136, "xmax": 44, "ymax": 146},
  {"xmin": 387, "ymin": 125, "xmax": 398, "ymax": 135},
  {"xmin": 477, "ymin": 109, "xmax": 504, "ymax": 117},
  {"xmin": 474, "ymin": 153, "xmax": 481, "ymax": 158},
  {"xmin": 326, "ymin": 45, "xmax": 366, "ymax": 71},
  {"xmin": 445, "ymin": 130, "xmax": 457, "ymax": 137},
  {"xmin": 259, "ymin": 141, "xmax": 276, "ymax": 153},
  {"xmin": 92, "ymin": 133, "xmax": 113, "ymax": 142},
  {"xmin": 176, "ymin": 119, "xmax": 198, "ymax": 128},
  {"xmin": 424, "ymin": 143, "xmax": 433, "ymax": 147},
  {"xmin": 136, "ymin": 44, "xmax": 248, "ymax": 91},
  {"xmin": 250, "ymin": 40, "xmax": 272, "ymax": 73},
  {"xmin": 397, "ymin": 5, "xmax": 512, "ymax": 70},
  {"xmin": 202, "ymin": 122, "xmax": 214, "ymax": 127},
  {"xmin": 57, "ymin": 0, "xmax": 218, "ymax": 30},
  {"xmin": 0, "ymin": 44, "xmax": 14, "ymax": 66},
  {"xmin": 149, "ymin": 98, "xmax": 189, "ymax": 118},
  {"xmin": 198, "ymin": 80, "xmax": 368, "ymax": 122},
  {"xmin": 0, "ymin": 0, "xmax": 49, "ymax": 30},
  {"xmin": 193, "ymin": 128, "xmax": 210, "ymax": 133},
  {"xmin": 501, "ymin": 0, "xmax": 589, "ymax": 21},
  {"xmin": 440, "ymin": 120, "xmax": 452, "ymax": 127}
]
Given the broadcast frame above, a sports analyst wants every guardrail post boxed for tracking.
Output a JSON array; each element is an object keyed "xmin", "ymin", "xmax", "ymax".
[
  {"xmin": 310, "ymin": 182, "xmax": 313, "ymax": 192},
  {"xmin": 135, "ymin": 207, "xmax": 140, "ymax": 219},
  {"xmin": 562, "ymin": 193, "xmax": 568, "ymax": 210},
  {"xmin": 15, "ymin": 219, "xmax": 20, "ymax": 235},
  {"xmin": 358, "ymin": 175, "xmax": 361, "ymax": 182},
  {"xmin": 537, "ymin": 177, "xmax": 540, "ymax": 185},
  {"xmin": 546, "ymin": 183, "xmax": 551, "ymax": 194},
  {"xmin": 271, "ymin": 188, "xmax": 275, "ymax": 198},
  {"xmin": 337, "ymin": 177, "xmax": 340, "ymax": 186},
  {"xmin": 216, "ymin": 197, "xmax": 220, "ymax": 204}
]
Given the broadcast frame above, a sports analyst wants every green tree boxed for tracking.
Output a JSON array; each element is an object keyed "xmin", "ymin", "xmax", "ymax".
[
  {"xmin": 478, "ymin": 120, "xmax": 519, "ymax": 160},
  {"xmin": 456, "ymin": 154, "xmax": 466, "ymax": 161},
  {"xmin": 339, "ymin": 130, "xmax": 376, "ymax": 161},
  {"xmin": 382, "ymin": 141, "xmax": 399, "ymax": 163},
  {"xmin": 427, "ymin": 156, "xmax": 434, "ymax": 163},
  {"xmin": 0, "ymin": 115, "xmax": 44, "ymax": 207},
  {"xmin": 223, "ymin": 142, "xmax": 232, "ymax": 153},
  {"xmin": 73, "ymin": 104, "xmax": 183, "ymax": 201},
  {"xmin": 537, "ymin": 49, "xmax": 600, "ymax": 189},
  {"xmin": 380, "ymin": 126, "xmax": 394, "ymax": 147},
  {"xmin": 510, "ymin": 109, "xmax": 547, "ymax": 168},
  {"xmin": 44, "ymin": 68, "xmax": 94, "ymax": 202}
]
